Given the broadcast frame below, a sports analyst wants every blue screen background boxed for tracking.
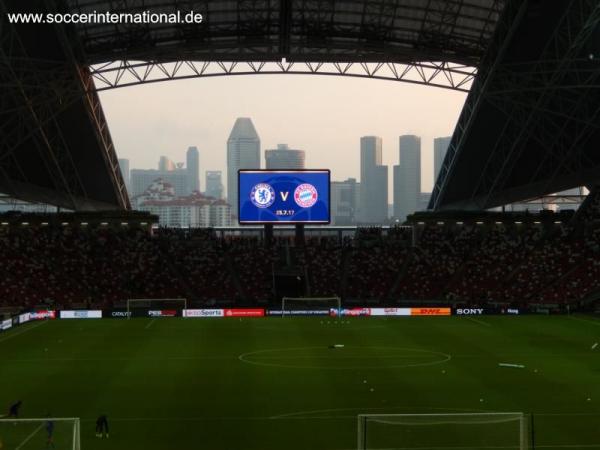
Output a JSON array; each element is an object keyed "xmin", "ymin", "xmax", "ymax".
[{"xmin": 238, "ymin": 171, "xmax": 330, "ymax": 224}]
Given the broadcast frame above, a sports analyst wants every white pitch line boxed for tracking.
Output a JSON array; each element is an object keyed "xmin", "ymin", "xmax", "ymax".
[
  {"xmin": 0, "ymin": 321, "xmax": 47, "ymax": 344},
  {"xmin": 15, "ymin": 423, "xmax": 43, "ymax": 450},
  {"xmin": 465, "ymin": 316, "xmax": 491, "ymax": 327},
  {"xmin": 337, "ymin": 444, "xmax": 600, "ymax": 450},
  {"xmin": 568, "ymin": 315, "xmax": 600, "ymax": 327},
  {"xmin": 145, "ymin": 319, "xmax": 156, "ymax": 329}
]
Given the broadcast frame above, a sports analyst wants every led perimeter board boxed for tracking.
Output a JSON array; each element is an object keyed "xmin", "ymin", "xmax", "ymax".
[{"xmin": 238, "ymin": 170, "xmax": 330, "ymax": 224}]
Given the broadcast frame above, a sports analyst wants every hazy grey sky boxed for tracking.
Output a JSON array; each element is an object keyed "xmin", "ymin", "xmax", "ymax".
[{"xmin": 99, "ymin": 74, "xmax": 466, "ymax": 197}]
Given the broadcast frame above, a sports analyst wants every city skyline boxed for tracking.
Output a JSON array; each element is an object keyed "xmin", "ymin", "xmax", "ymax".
[
  {"xmin": 99, "ymin": 75, "xmax": 465, "ymax": 198},
  {"xmin": 122, "ymin": 128, "xmax": 451, "ymax": 221},
  {"xmin": 122, "ymin": 129, "xmax": 453, "ymax": 200}
]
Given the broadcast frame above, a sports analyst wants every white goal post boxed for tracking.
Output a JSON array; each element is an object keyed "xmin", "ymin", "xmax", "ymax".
[
  {"xmin": 281, "ymin": 296, "xmax": 341, "ymax": 317},
  {"xmin": 126, "ymin": 298, "xmax": 187, "ymax": 319},
  {"xmin": 357, "ymin": 412, "xmax": 529, "ymax": 450},
  {"xmin": 0, "ymin": 417, "xmax": 80, "ymax": 450}
]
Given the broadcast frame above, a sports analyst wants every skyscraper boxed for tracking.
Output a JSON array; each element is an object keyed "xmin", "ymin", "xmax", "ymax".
[
  {"xmin": 186, "ymin": 146, "xmax": 200, "ymax": 193},
  {"xmin": 118, "ymin": 158, "xmax": 130, "ymax": 193},
  {"xmin": 433, "ymin": 136, "xmax": 452, "ymax": 182},
  {"xmin": 130, "ymin": 156, "xmax": 188, "ymax": 197},
  {"xmin": 158, "ymin": 156, "xmax": 175, "ymax": 171},
  {"xmin": 331, "ymin": 178, "xmax": 361, "ymax": 225},
  {"xmin": 393, "ymin": 135, "xmax": 421, "ymax": 221},
  {"xmin": 359, "ymin": 136, "xmax": 388, "ymax": 223},
  {"xmin": 227, "ymin": 118, "xmax": 260, "ymax": 216},
  {"xmin": 265, "ymin": 144, "xmax": 306, "ymax": 169},
  {"xmin": 205, "ymin": 171, "xmax": 224, "ymax": 199}
]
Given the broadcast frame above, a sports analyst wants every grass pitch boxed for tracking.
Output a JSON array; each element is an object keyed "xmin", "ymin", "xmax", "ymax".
[{"xmin": 1, "ymin": 315, "xmax": 600, "ymax": 449}]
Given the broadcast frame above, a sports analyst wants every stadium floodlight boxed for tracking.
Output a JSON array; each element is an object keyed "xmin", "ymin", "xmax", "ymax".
[
  {"xmin": 0, "ymin": 417, "xmax": 80, "ymax": 450},
  {"xmin": 357, "ymin": 412, "xmax": 529, "ymax": 450},
  {"xmin": 126, "ymin": 298, "xmax": 187, "ymax": 319},
  {"xmin": 281, "ymin": 296, "xmax": 341, "ymax": 317}
]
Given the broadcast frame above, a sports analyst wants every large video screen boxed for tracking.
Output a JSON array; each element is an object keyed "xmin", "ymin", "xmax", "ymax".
[{"xmin": 238, "ymin": 170, "xmax": 330, "ymax": 224}]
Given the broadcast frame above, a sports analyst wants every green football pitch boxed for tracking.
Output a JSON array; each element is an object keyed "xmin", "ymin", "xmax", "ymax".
[{"xmin": 1, "ymin": 315, "xmax": 600, "ymax": 450}]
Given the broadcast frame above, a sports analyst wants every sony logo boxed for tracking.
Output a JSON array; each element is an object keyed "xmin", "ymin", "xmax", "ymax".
[{"xmin": 456, "ymin": 308, "xmax": 484, "ymax": 315}]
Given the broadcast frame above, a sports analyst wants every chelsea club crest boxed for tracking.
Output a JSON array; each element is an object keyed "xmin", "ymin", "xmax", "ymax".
[{"xmin": 250, "ymin": 183, "xmax": 275, "ymax": 208}]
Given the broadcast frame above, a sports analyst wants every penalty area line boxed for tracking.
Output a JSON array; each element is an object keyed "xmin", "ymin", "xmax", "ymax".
[
  {"xmin": 15, "ymin": 423, "xmax": 43, "ymax": 450},
  {"xmin": 145, "ymin": 319, "xmax": 156, "ymax": 329}
]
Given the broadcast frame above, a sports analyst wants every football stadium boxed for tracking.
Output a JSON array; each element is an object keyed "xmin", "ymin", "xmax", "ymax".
[{"xmin": 1, "ymin": 0, "xmax": 600, "ymax": 449}]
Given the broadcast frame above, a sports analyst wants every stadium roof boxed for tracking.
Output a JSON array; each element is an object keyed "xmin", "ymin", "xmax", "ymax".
[
  {"xmin": 70, "ymin": 0, "xmax": 504, "ymax": 66},
  {"xmin": 430, "ymin": 0, "xmax": 600, "ymax": 210}
]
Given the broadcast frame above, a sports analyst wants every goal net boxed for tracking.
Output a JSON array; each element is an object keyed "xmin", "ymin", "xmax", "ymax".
[
  {"xmin": 0, "ymin": 417, "xmax": 80, "ymax": 450},
  {"xmin": 357, "ymin": 412, "xmax": 529, "ymax": 450},
  {"xmin": 281, "ymin": 296, "xmax": 341, "ymax": 317},
  {"xmin": 126, "ymin": 298, "xmax": 187, "ymax": 319}
]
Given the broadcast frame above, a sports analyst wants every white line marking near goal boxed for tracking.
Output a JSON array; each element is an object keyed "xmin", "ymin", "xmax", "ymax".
[
  {"xmin": 15, "ymin": 423, "xmax": 43, "ymax": 449},
  {"xmin": 145, "ymin": 319, "xmax": 156, "ymax": 329},
  {"xmin": 345, "ymin": 445, "xmax": 600, "ymax": 450},
  {"xmin": 0, "ymin": 321, "xmax": 47, "ymax": 344},
  {"xmin": 360, "ymin": 445, "xmax": 600, "ymax": 450},
  {"xmin": 465, "ymin": 316, "xmax": 491, "ymax": 327},
  {"xmin": 568, "ymin": 315, "xmax": 600, "ymax": 327}
]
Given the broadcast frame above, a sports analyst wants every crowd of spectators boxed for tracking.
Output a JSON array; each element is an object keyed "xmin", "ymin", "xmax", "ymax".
[{"xmin": 2, "ymin": 218, "xmax": 600, "ymax": 310}]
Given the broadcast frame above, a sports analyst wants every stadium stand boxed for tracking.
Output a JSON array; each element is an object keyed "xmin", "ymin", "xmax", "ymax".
[{"xmin": 2, "ymin": 210, "xmax": 600, "ymax": 312}]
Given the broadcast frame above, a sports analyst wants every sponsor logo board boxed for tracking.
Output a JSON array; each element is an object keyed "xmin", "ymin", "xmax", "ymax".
[
  {"xmin": 31, "ymin": 310, "xmax": 56, "ymax": 320},
  {"xmin": 267, "ymin": 310, "xmax": 330, "ymax": 316},
  {"xmin": 369, "ymin": 308, "xmax": 412, "ymax": 316},
  {"xmin": 455, "ymin": 308, "xmax": 485, "ymax": 315},
  {"xmin": 148, "ymin": 310, "xmax": 178, "ymax": 317},
  {"xmin": 410, "ymin": 308, "xmax": 451, "ymax": 316},
  {"xmin": 183, "ymin": 309, "xmax": 225, "ymax": 318},
  {"xmin": 60, "ymin": 310, "xmax": 102, "ymax": 319},
  {"xmin": 224, "ymin": 309, "xmax": 264, "ymax": 317},
  {"xmin": 110, "ymin": 311, "xmax": 132, "ymax": 318},
  {"xmin": 18, "ymin": 313, "xmax": 31, "ymax": 324}
]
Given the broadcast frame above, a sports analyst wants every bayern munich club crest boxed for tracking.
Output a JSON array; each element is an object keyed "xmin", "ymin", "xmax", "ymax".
[
  {"xmin": 250, "ymin": 183, "xmax": 275, "ymax": 208},
  {"xmin": 294, "ymin": 183, "xmax": 318, "ymax": 208}
]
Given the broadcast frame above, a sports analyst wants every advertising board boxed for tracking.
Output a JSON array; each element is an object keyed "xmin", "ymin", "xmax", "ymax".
[{"xmin": 59, "ymin": 310, "xmax": 102, "ymax": 319}]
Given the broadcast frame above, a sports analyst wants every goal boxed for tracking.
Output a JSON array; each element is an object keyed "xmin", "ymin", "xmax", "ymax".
[
  {"xmin": 281, "ymin": 296, "xmax": 341, "ymax": 317},
  {"xmin": 0, "ymin": 417, "xmax": 80, "ymax": 450},
  {"xmin": 357, "ymin": 412, "xmax": 529, "ymax": 450},
  {"xmin": 126, "ymin": 298, "xmax": 187, "ymax": 319}
]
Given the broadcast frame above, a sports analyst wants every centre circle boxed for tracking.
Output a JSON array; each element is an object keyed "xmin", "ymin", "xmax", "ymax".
[{"xmin": 238, "ymin": 346, "xmax": 451, "ymax": 370}]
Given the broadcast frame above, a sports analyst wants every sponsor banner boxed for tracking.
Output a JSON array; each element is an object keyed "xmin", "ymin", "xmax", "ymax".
[
  {"xmin": 60, "ymin": 310, "xmax": 102, "ymax": 319},
  {"xmin": 330, "ymin": 308, "xmax": 371, "ymax": 317},
  {"xmin": 148, "ymin": 309, "xmax": 178, "ymax": 318},
  {"xmin": 410, "ymin": 308, "xmax": 451, "ymax": 316},
  {"xmin": 31, "ymin": 310, "xmax": 56, "ymax": 320},
  {"xmin": 183, "ymin": 309, "xmax": 225, "ymax": 318},
  {"xmin": 224, "ymin": 308, "xmax": 265, "ymax": 317},
  {"xmin": 454, "ymin": 308, "xmax": 487, "ymax": 315},
  {"xmin": 108, "ymin": 310, "xmax": 132, "ymax": 318},
  {"xmin": 18, "ymin": 312, "xmax": 31, "ymax": 324},
  {"xmin": 267, "ymin": 310, "xmax": 330, "ymax": 316},
  {"xmin": 1, "ymin": 319, "xmax": 12, "ymax": 331},
  {"xmin": 370, "ymin": 308, "xmax": 411, "ymax": 316},
  {"xmin": 502, "ymin": 308, "xmax": 520, "ymax": 315}
]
